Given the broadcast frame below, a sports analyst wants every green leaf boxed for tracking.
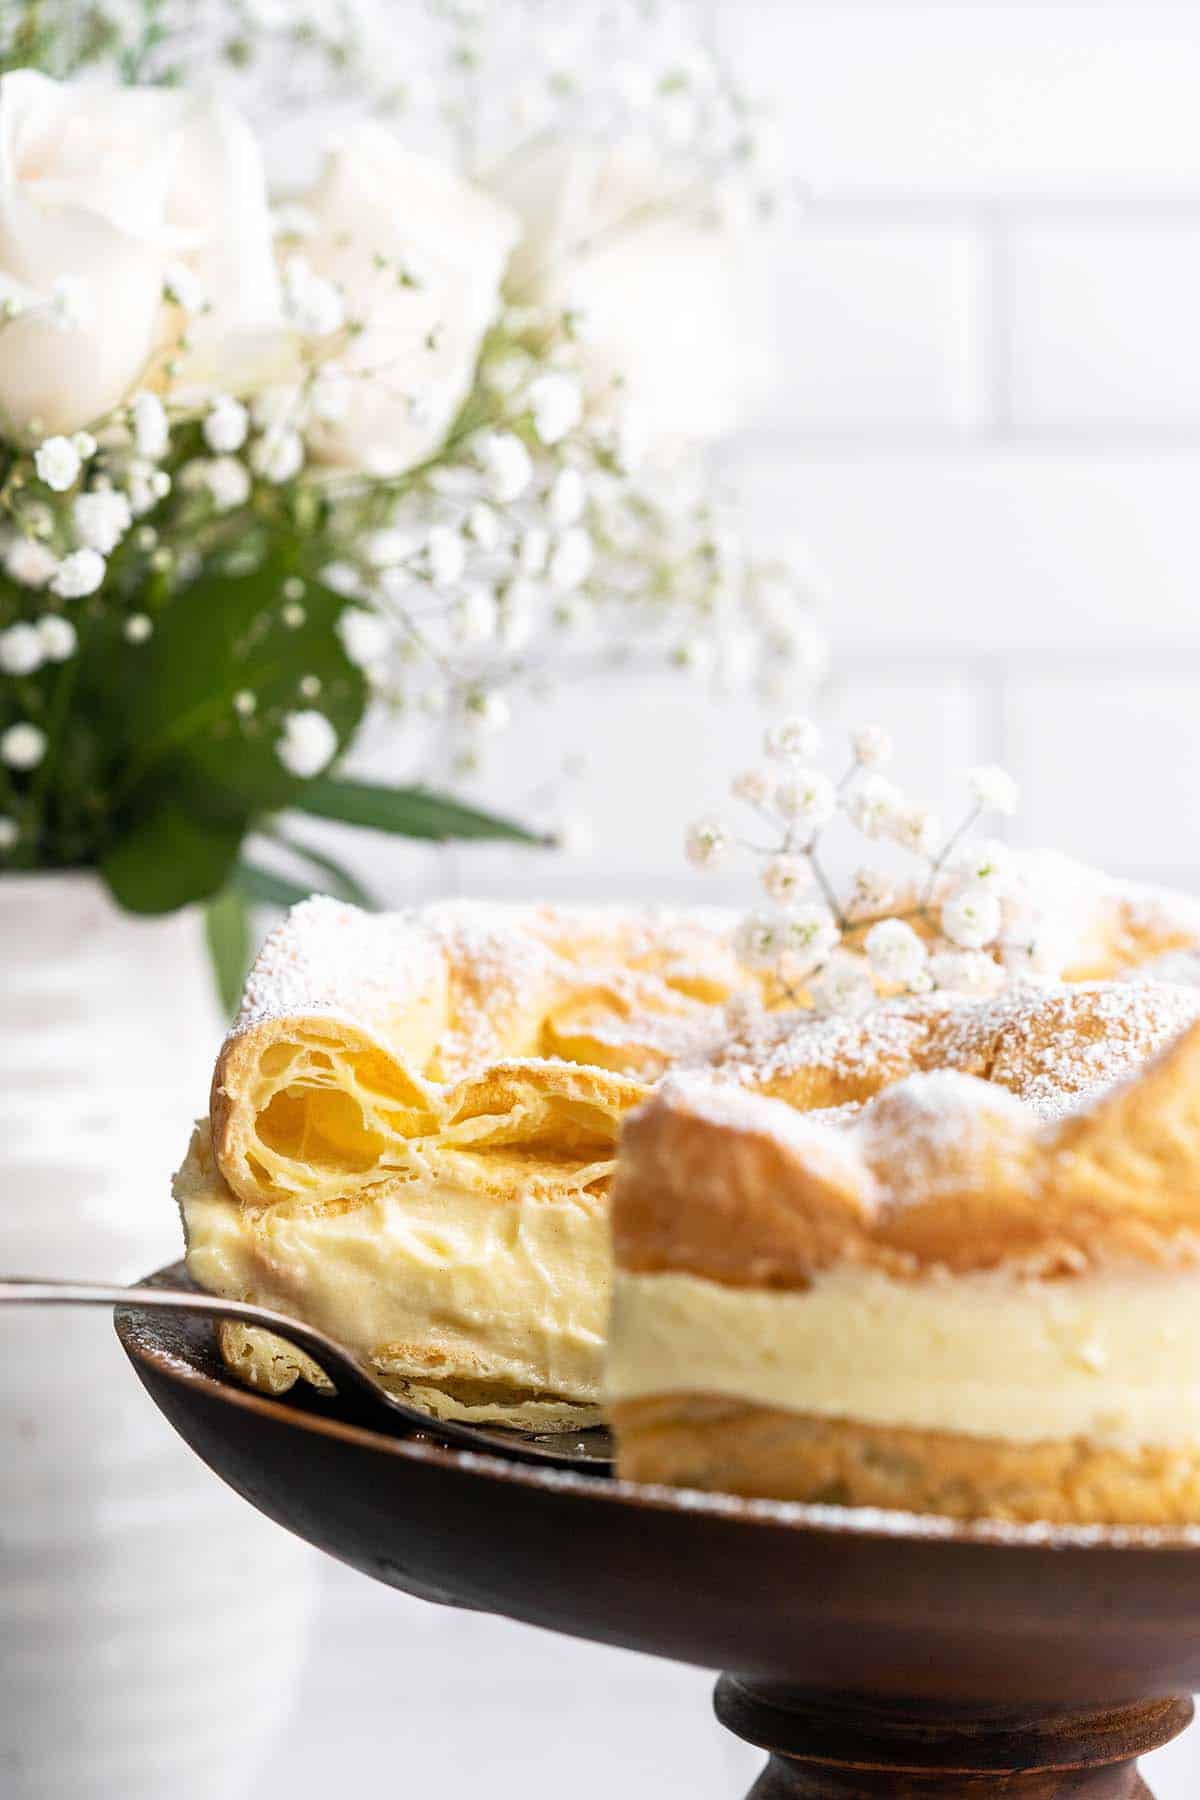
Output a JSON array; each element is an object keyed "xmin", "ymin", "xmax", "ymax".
[
  {"xmin": 113, "ymin": 555, "xmax": 367, "ymax": 816},
  {"xmin": 263, "ymin": 825, "xmax": 378, "ymax": 908},
  {"xmin": 204, "ymin": 886, "xmax": 252, "ymax": 1018},
  {"xmin": 233, "ymin": 862, "xmax": 318, "ymax": 911},
  {"xmin": 291, "ymin": 778, "xmax": 548, "ymax": 845},
  {"xmin": 101, "ymin": 803, "xmax": 243, "ymax": 915}
]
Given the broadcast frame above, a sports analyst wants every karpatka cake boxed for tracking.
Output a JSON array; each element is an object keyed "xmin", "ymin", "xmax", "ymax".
[{"xmin": 177, "ymin": 854, "xmax": 1200, "ymax": 1447}]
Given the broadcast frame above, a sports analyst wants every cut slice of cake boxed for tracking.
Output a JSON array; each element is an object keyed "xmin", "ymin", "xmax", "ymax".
[{"xmin": 607, "ymin": 983, "xmax": 1200, "ymax": 1522}]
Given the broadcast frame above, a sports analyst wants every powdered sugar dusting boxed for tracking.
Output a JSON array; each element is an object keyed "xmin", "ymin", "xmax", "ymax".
[
  {"xmin": 236, "ymin": 897, "xmax": 443, "ymax": 1036},
  {"xmin": 231, "ymin": 895, "xmax": 1200, "ymax": 1121},
  {"xmin": 703, "ymin": 978, "xmax": 1200, "ymax": 1125},
  {"xmin": 228, "ymin": 895, "xmax": 748, "ymax": 1084},
  {"xmin": 986, "ymin": 980, "xmax": 1200, "ymax": 1121}
]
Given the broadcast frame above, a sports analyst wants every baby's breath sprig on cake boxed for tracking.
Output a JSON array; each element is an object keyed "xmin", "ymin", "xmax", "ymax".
[{"xmin": 687, "ymin": 720, "xmax": 1024, "ymax": 1012}]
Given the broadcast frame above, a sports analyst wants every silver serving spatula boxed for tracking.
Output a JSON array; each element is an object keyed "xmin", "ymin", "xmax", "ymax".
[{"xmin": 0, "ymin": 1277, "xmax": 613, "ymax": 1471}]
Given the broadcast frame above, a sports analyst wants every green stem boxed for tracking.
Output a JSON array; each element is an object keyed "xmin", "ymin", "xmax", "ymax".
[{"xmin": 28, "ymin": 652, "xmax": 78, "ymax": 815}]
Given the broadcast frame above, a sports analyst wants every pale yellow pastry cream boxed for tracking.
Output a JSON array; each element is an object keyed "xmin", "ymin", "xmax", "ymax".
[
  {"xmin": 605, "ymin": 1265, "xmax": 1200, "ymax": 1450},
  {"xmin": 178, "ymin": 1131, "xmax": 611, "ymax": 1423}
]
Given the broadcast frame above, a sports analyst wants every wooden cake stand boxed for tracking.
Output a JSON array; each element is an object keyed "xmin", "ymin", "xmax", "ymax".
[{"xmin": 117, "ymin": 1265, "xmax": 1200, "ymax": 1798}]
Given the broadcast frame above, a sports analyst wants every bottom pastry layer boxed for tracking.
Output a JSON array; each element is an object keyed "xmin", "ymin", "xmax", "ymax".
[{"xmin": 610, "ymin": 1394, "xmax": 1200, "ymax": 1524}]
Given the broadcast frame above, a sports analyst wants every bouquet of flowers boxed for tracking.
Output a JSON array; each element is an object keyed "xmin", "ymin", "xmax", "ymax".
[{"xmin": 0, "ymin": 0, "xmax": 822, "ymax": 1001}]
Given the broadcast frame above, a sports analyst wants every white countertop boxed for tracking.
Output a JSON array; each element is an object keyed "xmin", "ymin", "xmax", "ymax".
[{"xmin": 259, "ymin": 1556, "xmax": 1200, "ymax": 1800}]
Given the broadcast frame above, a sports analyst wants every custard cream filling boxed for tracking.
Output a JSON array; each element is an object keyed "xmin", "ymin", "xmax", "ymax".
[
  {"xmin": 182, "ymin": 1175, "xmax": 611, "ymax": 1403},
  {"xmin": 606, "ymin": 1266, "xmax": 1200, "ymax": 1449}
]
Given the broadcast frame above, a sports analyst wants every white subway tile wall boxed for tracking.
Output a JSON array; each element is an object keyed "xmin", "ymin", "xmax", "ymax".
[
  {"xmin": 264, "ymin": 8, "xmax": 1200, "ymax": 1797},
  {"xmin": 380, "ymin": 0, "xmax": 1200, "ymax": 916}
]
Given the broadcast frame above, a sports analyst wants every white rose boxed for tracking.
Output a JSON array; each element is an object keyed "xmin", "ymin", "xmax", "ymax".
[
  {"xmin": 0, "ymin": 72, "xmax": 281, "ymax": 439},
  {"xmin": 491, "ymin": 140, "xmax": 768, "ymax": 456},
  {"xmin": 298, "ymin": 125, "xmax": 519, "ymax": 476}
]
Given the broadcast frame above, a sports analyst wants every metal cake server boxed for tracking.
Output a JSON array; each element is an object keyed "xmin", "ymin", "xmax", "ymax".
[{"xmin": 0, "ymin": 1277, "xmax": 613, "ymax": 1471}]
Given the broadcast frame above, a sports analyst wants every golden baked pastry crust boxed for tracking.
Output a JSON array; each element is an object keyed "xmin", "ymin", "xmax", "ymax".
[
  {"xmin": 209, "ymin": 899, "xmax": 745, "ymax": 1210},
  {"xmin": 610, "ymin": 1395, "xmax": 1200, "ymax": 1526},
  {"xmin": 614, "ymin": 983, "xmax": 1200, "ymax": 1284}
]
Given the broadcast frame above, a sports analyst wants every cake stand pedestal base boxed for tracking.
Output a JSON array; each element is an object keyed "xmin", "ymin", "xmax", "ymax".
[{"xmin": 714, "ymin": 1681, "xmax": 1193, "ymax": 1798}]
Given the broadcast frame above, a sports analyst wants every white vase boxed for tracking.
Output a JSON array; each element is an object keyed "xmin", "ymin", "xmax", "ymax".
[{"xmin": 0, "ymin": 873, "xmax": 316, "ymax": 1800}]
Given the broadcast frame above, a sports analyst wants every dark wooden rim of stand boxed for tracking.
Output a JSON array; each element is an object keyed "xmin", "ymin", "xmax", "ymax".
[{"xmin": 117, "ymin": 1264, "xmax": 1200, "ymax": 1798}]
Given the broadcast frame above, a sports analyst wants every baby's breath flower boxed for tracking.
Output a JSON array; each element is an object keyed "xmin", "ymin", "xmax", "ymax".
[
  {"xmin": 845, "ymin": 773, "xmax": 902, "ymax": 839},
  {"xmin": 852, "ymin": 866, "xmax": 893, "ymax": 913},
  {"xmin": 202, "ymin": 456, "xmax": 252, "ymax": 511},
  {"xmin": 941, "ymin": 887, "xmax": 1002, "ymax": 952},
  {"xmin": 361, "ymin": 528, "xmax": 414, "ymax": 568},
  {"xmin": 519, "ymin": 525, "xmax": 549, "ymax": 577},
  {"xmin": 0, "ymin": 622, "xmax": 43, "ymax": 675},
  {"xmin": 426, "ymin": 524, "xmax": 466, "ymax": 587},
  {"xmin": 529, "ymin": 371, "xmax": 583, "ymax": 445},
  {"xmin": 548, "ymin": 465, "xmax": 586, "ymax": 528},
  {"xmin": 0, "ymin": 816, "xmax": 18, "ymax": 850},
  {"xmin": 281, "ymin": 601, "xmax": 306, "ymax": 628},
  {"xmin": 233, "ymin": 690, "xmax": 257, "ymax": 717},
  {"xmin": 322, "ymin": 561, "xmax": 362, "ymax": 598},
  {"xmin": 452, "ymin": 583, "xmax": 499, "ymax": 644},
  {"xmin": 51, "ymin": 548, "xmax": 105, "ymax": 599},
  {"xmin": 1, "ymin": 721, "xmax": 46, "ymax": 769},
  {"xmin": 951, "ymin": 837, "xmax": 1013, "ymax": 894},
  {"xmin": 686, "ymin": 817, "xmax": 729, "ymax": 870},
  {"xmin": 734, "ymin": 909, "xmax": 782, "ymax": 967},
  {"xmin": 480, "ymin": 431, "xmax": 533, "ymax": 503},
  {"xmin": 809, "ymin": 952, "xmax": 875, "ymax": 1016},
  {"xmin": 765, "ymin": 716, "xmax": 820, "ymax": 762},
  {"xmin": 251, "ymin": 427, "xmax": 304, "ymax": 484},
  {"xmin": 778, "ymin": 902, "xmax": 840, "ymax": 974},
  {"xmin": 468, "ymin": 502, "xmax": 502, "ymax": 551},
  {"xmin": 337, "ymin": 607, "xmax": 391, "ymax": 669},
  {"xmin": 967, "ymin": 765, "xmax": 1018, "ymax": 816},
  {"xmin": 864, "ymin": 917, "xmax": 928, "ymax": 987},
  {"xmin": 124, "ymin": 613, "xmax": 153, "ymax": 644},
  {"xmin": 71, "ymin": 430, "xmax": 97, "ymax": 461},
  {"xmin": 889, "ymin": 805, "xmax": 941, "ymax": 857},
  {"xmin": 124, "ymin": 459, "xmax": 170, "ymax": 516},
  {"xmin": 37, "ymin": 615, "xmax": 76, "ymax": 661},
  {"xmin": 731, "ymin": 767, "xmax": 770, "ymax": 806},
  {"xmin": 775, "ymin": 768, "xmax": 836, "ymax": 831},
  {"xmin": 4, "ymin": 538, "xmax": 58, "ymax": 587},
  {"xmin": 852, "ymin": 724, "xmax": 892, "ymax": 767},
  {"xmin": 73, "ymin": 490, "xmax": 132, "ymax": 555},
  {"xmin": 131, "ymin": 392, "xmax": 169, "ymax": 460},
  {"xmin": 277, "ymin": 709, "xmax": 338, "ymax": 778},
  {"xmin": 35, "ymin": 435, "xmax": 81, "ymax": 492},
  {"xmin": 760, "ymin": 854, "xmax": 810, "ymax": 904},
  {"xmin": 549, "ymin": 526, "xmax": 593, "ymax": 590},
  {"xmin": 928, "ymin": 948, "xmax": 1004, "ymax": 998},
  {"xmin": 204, "ymin": 395, "xmax": 250, "ymax": 455}
]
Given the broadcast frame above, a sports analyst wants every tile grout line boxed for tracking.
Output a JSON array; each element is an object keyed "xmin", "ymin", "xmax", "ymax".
[{"xmin": 978, "ymin": 205, "xmax": 1012, "ymax": 439}]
